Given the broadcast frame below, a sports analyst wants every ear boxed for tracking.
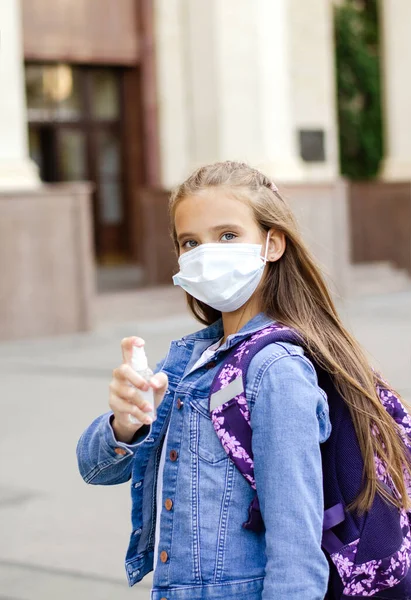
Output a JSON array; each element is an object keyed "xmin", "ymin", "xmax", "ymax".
[{"xmin": 266, "ymin": 228, "xmax": 286, "ymax": 262}]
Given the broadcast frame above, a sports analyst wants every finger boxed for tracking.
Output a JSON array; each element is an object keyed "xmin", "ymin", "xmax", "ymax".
[
  {"xmin": 120, "ymin": 337, "xmax": 135, "ymax": 365},
  {"xmin": 110, "ymin": 380, "xmax": 154, "ymax": 413},
  {"xmin": 112, "ymin": 364, "xmax": 149, "ymax": 391},
  {"xmin": 150, "ymin": 371, "xmax": 168, "ymax": 392},
  {"xmin": 150, "ymin": 372, "xmax": 169, "ymax": 408},
  {"xmin": 124, "ymin": 365, "xmax": 150, "ymax": 390},
  {"xmin": 110, "ymin": 395, "xmax": 153, "ymax": 425},
  {"xmin": 121, "ymin": 336, "xmax": 145, "ymax": 365}
]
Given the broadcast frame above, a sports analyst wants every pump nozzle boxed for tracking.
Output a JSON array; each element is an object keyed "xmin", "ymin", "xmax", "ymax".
[{"xmin": 131, "ymin": 344, "xmax": 148, "ymax": 371}]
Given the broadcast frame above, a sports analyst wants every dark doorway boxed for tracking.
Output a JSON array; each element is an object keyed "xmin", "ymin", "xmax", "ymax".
[{"xmin": 26, "ymin": 64, "xmax": 129, "ymax": 263}]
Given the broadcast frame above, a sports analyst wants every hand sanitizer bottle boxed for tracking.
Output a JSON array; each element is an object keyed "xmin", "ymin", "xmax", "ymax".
[{"xmin": 128, "ymin": 342, "xmax": 156, "ymax": 425}]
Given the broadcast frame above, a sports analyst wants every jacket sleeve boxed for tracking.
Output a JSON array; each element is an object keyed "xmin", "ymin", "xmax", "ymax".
[
  {"xmin": 76, "ymin": 412, "xmax": 151, "ymax": 485},
  {"xmin": 76, "ymin": 357, "xmax": 165, "ymax": 486},
  {"xmin": 250, "ymin": 351, "xmax": 331, "ymax": 600}
]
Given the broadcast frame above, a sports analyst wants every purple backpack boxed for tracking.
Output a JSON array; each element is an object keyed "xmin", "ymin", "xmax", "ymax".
[{"xmin": 209, "ymin": 323, "xmax": 411, "ymax": 599}]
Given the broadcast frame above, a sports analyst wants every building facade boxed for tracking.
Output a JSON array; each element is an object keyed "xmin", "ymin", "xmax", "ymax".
[{"xmin": 0, "ymin": 0, "xmax": 410, "ymax": 338}]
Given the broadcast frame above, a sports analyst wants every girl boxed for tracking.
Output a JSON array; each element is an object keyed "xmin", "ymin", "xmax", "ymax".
[{"xmin": 77, "ymin": 161, "xmax": 411, "ymax": 600}]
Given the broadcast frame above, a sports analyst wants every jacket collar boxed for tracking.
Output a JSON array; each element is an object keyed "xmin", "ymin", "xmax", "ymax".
[{"xmin": 182, "ymin": 312, "xmax": 274, "ymax": 347}]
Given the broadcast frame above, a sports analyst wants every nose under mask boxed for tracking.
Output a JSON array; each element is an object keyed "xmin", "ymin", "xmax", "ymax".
[{"xmin": 172, "ymin": 234, "xmax": 270, "ymax": 312}]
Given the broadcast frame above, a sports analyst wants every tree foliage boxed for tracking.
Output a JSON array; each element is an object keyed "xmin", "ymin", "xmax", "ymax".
[{"xmin": 334, "ymin": 0, "xmax": 384, "ymax": 179}]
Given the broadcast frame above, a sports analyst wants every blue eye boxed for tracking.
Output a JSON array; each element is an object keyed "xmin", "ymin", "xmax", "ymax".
[
  {"xmin": 221, "ymin": 233, "xmax": 237, "ymax": 242},
  {"xmin": 182, "ymin": 240, "xmax": 198, "ymax": 249}
]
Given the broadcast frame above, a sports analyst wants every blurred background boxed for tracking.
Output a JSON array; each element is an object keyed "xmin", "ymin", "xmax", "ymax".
[{"xmin": 0, "ymin": 0, "xmax": 410, "ymax": 598}]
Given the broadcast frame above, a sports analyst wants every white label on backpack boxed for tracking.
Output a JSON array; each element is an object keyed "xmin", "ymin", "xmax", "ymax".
[{"xmin": 210, "ymin": 376, "xmax": 244, "ymax": 411}]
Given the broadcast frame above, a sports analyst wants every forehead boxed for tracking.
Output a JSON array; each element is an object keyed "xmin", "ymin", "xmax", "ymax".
[{"xmin": 174, "ymin": 190, "xmax": 255, "ymax": 232}]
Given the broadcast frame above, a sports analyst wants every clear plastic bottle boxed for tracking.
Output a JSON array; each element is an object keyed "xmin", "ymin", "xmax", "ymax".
[{"xmin": 128, "ymin": 343, "xmax": 156, "ymax": 425}]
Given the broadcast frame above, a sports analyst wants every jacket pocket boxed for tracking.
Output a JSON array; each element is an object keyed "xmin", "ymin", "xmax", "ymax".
[{"xmin": 189, "ymin": 401, "xmax": 229, "ymax": 464}]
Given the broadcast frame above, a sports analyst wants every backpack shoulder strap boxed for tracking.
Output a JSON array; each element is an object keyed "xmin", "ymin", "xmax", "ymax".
[
  {"xmin": 209, "ymin": 322, "xmax": 346, "ymax": 545},
  {"xmin": 209, "ymin": 322, "xmax": 302, "ymax": 529},
  {"xmin": 210, "ymin": 322, "xmax": 301, "ymax": 413}
]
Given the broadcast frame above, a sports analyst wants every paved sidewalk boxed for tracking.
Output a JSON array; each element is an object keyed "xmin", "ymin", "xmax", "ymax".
[{"xmin": 0, "ymin": 288, "xmax": 410, "ymax": 599}]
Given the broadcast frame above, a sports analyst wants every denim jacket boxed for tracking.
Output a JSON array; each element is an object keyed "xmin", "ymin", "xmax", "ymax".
[{"xmin": 77, "ymin": 313, "xmax": 331, "ymax": 600}]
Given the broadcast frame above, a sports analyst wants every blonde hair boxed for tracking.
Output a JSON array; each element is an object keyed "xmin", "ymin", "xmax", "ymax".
[{"xmin": 169, "ymin": 160, "xmax": 411, "ymax": 513}]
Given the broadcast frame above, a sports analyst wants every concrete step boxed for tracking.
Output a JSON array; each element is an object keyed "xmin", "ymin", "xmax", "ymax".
[
  {"xmin": 95, "ymin": 284, "xmax": 187, "ymax": 327},
  {"xmin": 96, "ymin": 265, "xmax": 145, "ymax": 293},
  {"xmin": 350, "ymin": 261, "xmax": 396, "ymax": 281},
  {"xmin": 349, "ymin": 262, "xmax": 411, "ymax": 297}
]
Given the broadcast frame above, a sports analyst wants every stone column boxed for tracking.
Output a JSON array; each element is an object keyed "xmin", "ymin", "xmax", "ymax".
[
  {"xmin": 380, "ymin": 0, "xmax": 411, "ymax": 180},
  {"xmin": 154, "ymin": 0, "xmax": 190, "ymax": 189},
  {"xmin": 255, "ymin": 0, "xmax": 306, "ymax": 180},
  {"xmin": 182, "ymin": 0, "xmax": 308, "ymax": 180},
  {"xmin": 154, "ymin": 0, "xmax": 338, "ymax": 187},
  {"xmin": 0, "ymin": 0, "xmax": 39, "ymax": 190},
  {"xmin": 284, "ymin": 0, "xmax": 339, "ymax": 181}
]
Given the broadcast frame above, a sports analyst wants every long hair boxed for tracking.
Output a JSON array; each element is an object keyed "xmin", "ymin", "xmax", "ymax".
[{"xmin": 169, "ymin": 160, "xmax": 411, "ymax": 513}]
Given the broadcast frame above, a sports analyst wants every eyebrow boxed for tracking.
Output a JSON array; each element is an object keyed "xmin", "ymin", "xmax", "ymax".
[{"xmin": 177, "ymin": 224, "xmax": 245, "ymax": 243}]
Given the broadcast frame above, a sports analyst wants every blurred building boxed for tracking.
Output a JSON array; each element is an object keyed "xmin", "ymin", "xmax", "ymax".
[
  {"xmin": 18, "ymin": 0, "xmax": 156, "ymax": 265},
  {"xmin": 0, "ymin": 0, "xmax": 410, "ymax": 340}
]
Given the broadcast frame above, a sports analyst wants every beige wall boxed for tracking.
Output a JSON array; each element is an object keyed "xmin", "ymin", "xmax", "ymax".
[
  {"xmin": 0, "ymin": 184, "xmax": 94, "ymax": 340},
  {"xmin": 280, "ymin": 180, "xmax": 350, "ymax": 297},
  {"xmin": 288, "ymin": 0, "xmax": 339, "ymax": 181},
  {"xmin": 21, "ymin": 0, "xmax": 140, "ymax": 64},
  {"xmin": 154, "ymin": 0, "xmax": 338, "ymax": 188},
  {"xmin": 349, "ymin": 181, "xmax": 411, "ymax": 273}
]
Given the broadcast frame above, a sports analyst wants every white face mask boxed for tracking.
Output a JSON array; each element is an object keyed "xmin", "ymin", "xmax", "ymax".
[{"xmin": 172, "ymin": 234, "xmax": 270, "ymax": 312}]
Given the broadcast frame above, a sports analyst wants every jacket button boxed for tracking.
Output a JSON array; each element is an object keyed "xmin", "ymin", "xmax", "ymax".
[
  {"xmin": 176, "ymin": 398, "xmax": 184, "ymax": 409},
  {"xmin": 164, "ymin": 498, "xmax": 173, "ymax": 511},
  {"xmin": 205, "ymin": 360, "xmax": 217, "ymax": 370},
  {"xmin": 169, "ymin": 450, "xmax": 178, "ymax": 462},
  {"xmin": 160, "ymin": 550, "xmax": 168, "ymax": 563},
  {"xmin": 160, "ymin": 597, "xmax": 167, "ymax": 600},
  {"xmin": 114, "ymin": 447, "xmax": 127, "ymax": 456}
]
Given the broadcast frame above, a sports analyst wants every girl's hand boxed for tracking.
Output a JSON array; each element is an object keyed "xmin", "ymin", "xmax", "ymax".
[{"xmin": 109, "ymin": 337, "xmax": 168, "ymax": 444}]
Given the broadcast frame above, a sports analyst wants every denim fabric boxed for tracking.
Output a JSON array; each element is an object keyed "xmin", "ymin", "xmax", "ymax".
[{"xmin": 77, "ymin": 313, "xmax": 331, "ymax": 600}]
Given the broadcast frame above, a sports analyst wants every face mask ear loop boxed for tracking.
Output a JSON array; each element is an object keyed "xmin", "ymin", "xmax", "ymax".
[{"xmin": 263, "ymin": 232, "xmax": 270, "ymax": 264}]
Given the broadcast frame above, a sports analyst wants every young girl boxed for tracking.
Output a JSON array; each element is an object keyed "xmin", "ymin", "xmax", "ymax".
[{"xmin": 77, "ymin": 161, "xmax": 411, "ymax": 600}]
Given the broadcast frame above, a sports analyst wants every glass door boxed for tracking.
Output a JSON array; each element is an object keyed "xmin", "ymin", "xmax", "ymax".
[
  {"xmin": 93, "ymin": 127, "xmax": 125, "ymax": 257},
  {"xmin": 26, "ymin": 64, "xmax": 128, "ymax": 262},
  {"xmin": 57, "ymin": 127, "xmax": 88, "ymax": 181},
  {"xmin": 87, "ymin": 68, "xmax": 126, "ymax": 261}
]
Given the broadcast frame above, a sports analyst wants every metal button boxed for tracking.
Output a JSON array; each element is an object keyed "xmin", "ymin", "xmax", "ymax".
[
  {"xmin": 114, "ymin": 447, "xmax": 127, "ymax": 456},
  {"xmin": 160, "ymin": 597, "xmax": 167, "ymax": 600},
  {"xmin": 176, "ymin": 398, "xmax": 184, "ymax": 409},
  {"xmin": 169, "ymin": 450, "xmax": 178, "ymax": 462},
  {"xmin": 205, "ymin": 361, "xmax": 217, "ymax": 370},
  {"xmin": 160, "ymin": 550, "xmax": 168, "ymax": 563},
  {"xmin": 164, "ymin": 498, "xmax": 173, "ymax": 511}
]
